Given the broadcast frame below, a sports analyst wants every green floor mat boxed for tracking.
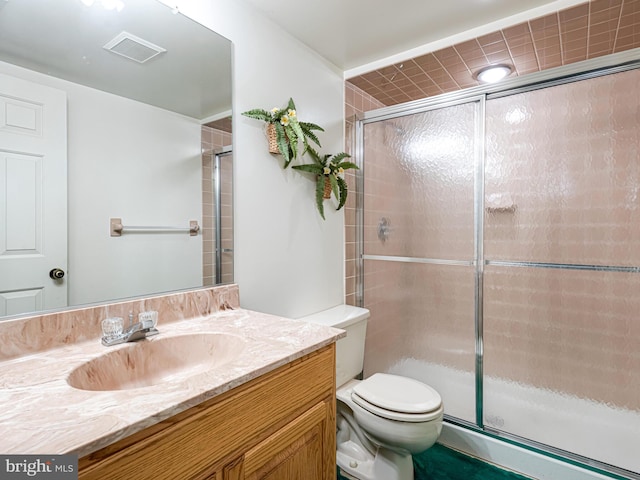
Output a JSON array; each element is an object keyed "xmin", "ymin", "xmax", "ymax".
[
  {"xmin": 338, "ymin": 444, "xmax": 530, "ymax": 480},
  {"xmin": 414, "ymin": 444, "xmax": 529, "ymax": 480}
]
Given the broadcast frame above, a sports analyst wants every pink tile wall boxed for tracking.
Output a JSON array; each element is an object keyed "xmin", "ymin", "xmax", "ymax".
[
  {"xmin": 357, "ymin": 97, "xmax": 478, "ymax": 415},
  {"xmin": 485, "ymin": 68, "xmax": 640, "ymax": 267},
  {"xmin": 362, "ymin": 104, "xmax": 477, "ymax": 261},
  {"xmin": 202, "ymin": 150, "xmax": 214, "ymax": 287},
  {"xmin": 344, "ymin": 83, "xmax": 386, "ymax": 306},
  {"xmin": 362, "ymin": 261, "xmax": 476, "ymax": 378},
  {"xmin": 484, "ymin": 267, "xmax": 640, "ymax": 410},
  {"xmin": 483, "ymin": 67, "xmax": 640, "ymax": 410},
  {"xmin": 219, "ymin": 156, "xmax": 234, "ymax": 284}
]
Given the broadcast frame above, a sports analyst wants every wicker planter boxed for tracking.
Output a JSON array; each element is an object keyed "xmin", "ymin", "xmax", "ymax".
[
  {"xmin": 267, "ymin": 123, "xmax": 280, "ymax": 154},
  {"xmin": 323, "ymin": 176, "xmax": 332, "ymax": 199}
]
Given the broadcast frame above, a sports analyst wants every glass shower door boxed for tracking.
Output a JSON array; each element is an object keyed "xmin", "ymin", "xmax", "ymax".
[
  {"xmin": 483, "ymin": 68, "xmax": 640, "ymax": 474},
  {"xmin": 361, "ymin": 100, "xmax": 480, "ymax": 423}
]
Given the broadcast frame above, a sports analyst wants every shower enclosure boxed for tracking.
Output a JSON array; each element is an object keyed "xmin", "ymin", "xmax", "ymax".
[
  {"xmin": 355, "ymin": 55, "xmax": 640, "ymax": 478},
  {"xmin": 202, "ymin": 145, "xmax": 234, "ymax": 287}
]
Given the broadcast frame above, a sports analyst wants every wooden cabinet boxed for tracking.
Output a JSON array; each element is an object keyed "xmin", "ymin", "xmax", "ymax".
[
  {"xmin": 78, "ymin": 345, "xmax": 336, "ymax": 480},
  {"xmin": 243, "ymin": 400, "xmax": 329, "ymax": 480}
]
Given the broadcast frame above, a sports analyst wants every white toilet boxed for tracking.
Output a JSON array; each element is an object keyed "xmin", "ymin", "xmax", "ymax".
[{"xmin": 300, "ymin": 305, "xmax": 443, "ymax": 480}]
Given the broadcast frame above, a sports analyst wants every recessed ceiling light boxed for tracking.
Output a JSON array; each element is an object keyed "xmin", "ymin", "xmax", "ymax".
[{"xmin": 475, "ymin": 64, "xmax": 513, "ymax": 84}]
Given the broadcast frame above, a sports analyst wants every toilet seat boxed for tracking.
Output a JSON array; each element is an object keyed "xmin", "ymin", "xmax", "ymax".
[{"xmin": 351, "ymin": 373, "xmax": 442, "ymax": 423}]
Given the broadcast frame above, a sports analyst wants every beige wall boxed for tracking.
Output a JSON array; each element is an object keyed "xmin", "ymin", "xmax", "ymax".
[{"xmin": 181, "ymin": 0, "xmax": 346, "ymax": 319}]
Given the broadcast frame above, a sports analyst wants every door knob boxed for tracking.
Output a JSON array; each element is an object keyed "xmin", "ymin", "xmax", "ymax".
[{"xmin": 49, "ymin": 268, "xmax": 65, "ymax": 280}]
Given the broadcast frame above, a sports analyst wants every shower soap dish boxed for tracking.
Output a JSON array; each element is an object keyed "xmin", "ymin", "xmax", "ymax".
[{"xmin": 485, "ymin": 192, "xmax": 516, "ymax": 213}]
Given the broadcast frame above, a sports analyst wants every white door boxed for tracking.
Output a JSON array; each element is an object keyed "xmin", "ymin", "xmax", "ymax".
[{"xmin": 0, "ymin": 73, "xmax": 67, "ymax": 317}]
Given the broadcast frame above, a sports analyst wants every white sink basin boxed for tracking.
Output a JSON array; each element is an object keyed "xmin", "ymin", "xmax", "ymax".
[{"xmin": 67, "ymin": 333, "xmax": 245, "ymax": 391}]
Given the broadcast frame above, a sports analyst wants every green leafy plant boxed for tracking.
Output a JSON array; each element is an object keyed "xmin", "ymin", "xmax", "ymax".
[
  {"xmin": 241, "ymin": 98, "xmax": 324, "ymax": 168},
  {"xmin": 293, "ymin": 146, "xmax": 358, "ymax": 219}
]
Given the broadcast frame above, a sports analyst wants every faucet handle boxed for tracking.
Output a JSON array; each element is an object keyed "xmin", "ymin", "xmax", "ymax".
[
  {"xmin": 139, "ymin": 310, "xmax": 158, "ymax": 329},
  {"xmin": 102, "ymin": 317, "xmax": 124, "ymax": 340}
]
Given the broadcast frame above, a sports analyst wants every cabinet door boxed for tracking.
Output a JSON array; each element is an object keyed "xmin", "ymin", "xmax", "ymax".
[
  {"xmin": 222, "ymin": 456, "xmax": 243, "ymax": 480},
  {"xmin": 243, "ymin": 401, "xmax": 330, "ymax": 480}
]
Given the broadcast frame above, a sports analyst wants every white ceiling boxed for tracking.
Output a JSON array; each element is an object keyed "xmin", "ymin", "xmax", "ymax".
[
  {"xmin": 0, "ymin": 0, "xmax": 585, "ymax": 118},
  {"xmin": 240, "ymin": 0, "xmax": 582, "ymax": 73},
  {"xmin": 0, "ymin": 0, "xmax": 232, "ymax": 120}
]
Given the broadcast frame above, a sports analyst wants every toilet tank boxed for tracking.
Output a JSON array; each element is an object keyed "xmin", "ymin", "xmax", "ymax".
[{"xmin": 298, "ymin": 305, "xmax": 370, "ymax": 387}]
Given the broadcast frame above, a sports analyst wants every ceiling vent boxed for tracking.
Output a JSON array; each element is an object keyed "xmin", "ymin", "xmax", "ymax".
[{"xmin": 103, "ymin": 31, "xmax": 166, "ymax": 64}]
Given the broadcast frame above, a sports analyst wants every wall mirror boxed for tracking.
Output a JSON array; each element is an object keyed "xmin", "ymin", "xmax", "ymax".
[{"xmin": 0, "ymin": 0, "xmax": 233, "ymax": 320}]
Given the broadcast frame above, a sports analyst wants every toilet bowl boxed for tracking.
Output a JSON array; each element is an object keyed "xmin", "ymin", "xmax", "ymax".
[
  {"xmin": 299, "ymin": 305, "xmax": 443, "ymax": 480},
  {"xmin": 336, "ymin": 374, "xmax": 443, "ymax": 480}
]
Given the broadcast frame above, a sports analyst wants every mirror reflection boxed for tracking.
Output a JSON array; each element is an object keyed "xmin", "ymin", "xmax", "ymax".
[{"xmin": 0, "ymin": 0, "xmax": 233, "ymax": 320}]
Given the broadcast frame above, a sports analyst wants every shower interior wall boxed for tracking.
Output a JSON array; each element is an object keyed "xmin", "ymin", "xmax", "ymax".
[{"xmin": 348, "ymin": 65, "xmax": 640, "ymax": 476}]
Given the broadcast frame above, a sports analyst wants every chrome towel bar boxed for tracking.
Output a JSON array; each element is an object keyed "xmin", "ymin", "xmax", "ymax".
[{"xmin": 110, "ymin": 218, "xmax": 200, "ymax": 237}]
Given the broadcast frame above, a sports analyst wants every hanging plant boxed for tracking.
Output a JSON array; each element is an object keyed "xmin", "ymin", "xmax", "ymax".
[
  {"xmin": 241, "ymin": 98, "xmax": 324, "ymax": 168},
  {"xmin": 293, "ymin": 146, "xmax": 358, "ymax": 220}
]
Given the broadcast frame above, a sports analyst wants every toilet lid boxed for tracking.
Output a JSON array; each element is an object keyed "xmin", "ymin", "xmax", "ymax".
[{"xmin": 352, "ymin": 373, "xmax": 442, "ymax": 415}]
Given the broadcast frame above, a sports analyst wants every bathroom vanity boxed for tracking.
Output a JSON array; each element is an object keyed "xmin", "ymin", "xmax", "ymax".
[
  {"xmin": 79, "ymin": 345, "xmax": 336, "ymax": 480},
  {"xmin": 0, "ymin": 286, "xmax": 343, "ymax": 480}
]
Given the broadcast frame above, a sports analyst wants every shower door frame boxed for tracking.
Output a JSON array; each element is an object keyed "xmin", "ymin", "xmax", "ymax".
[
  {"xmin": 354, "ymin": 48, "xmax": 640, "ymax": 480},
  {"xmin": 214, "ymin": 147, "xmax": 234, "ymax": 285}
]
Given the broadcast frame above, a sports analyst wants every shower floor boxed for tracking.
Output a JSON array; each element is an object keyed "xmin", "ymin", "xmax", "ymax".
[{"xmin": 389, "ymin": 359, "xmax": 640, "ymax": 475}]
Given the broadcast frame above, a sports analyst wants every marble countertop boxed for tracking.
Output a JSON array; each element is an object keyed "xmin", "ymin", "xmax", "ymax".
[{"xmin": 0, "ymin": 308, "xmax": 343, "ymax": 457}]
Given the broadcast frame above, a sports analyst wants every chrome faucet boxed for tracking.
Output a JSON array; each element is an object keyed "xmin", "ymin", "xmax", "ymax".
[{"xmin": 101, "ymin": 311, "xmax": 159, "ymax": 346}]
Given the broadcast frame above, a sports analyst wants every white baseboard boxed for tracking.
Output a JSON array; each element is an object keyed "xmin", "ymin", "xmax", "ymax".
[{"xmin": 438, "ymin": 423, "xmax": 616, "ymax": 480}]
